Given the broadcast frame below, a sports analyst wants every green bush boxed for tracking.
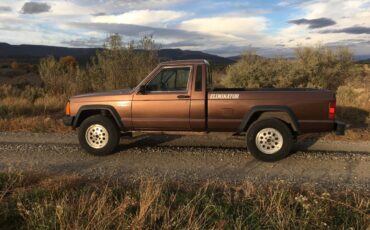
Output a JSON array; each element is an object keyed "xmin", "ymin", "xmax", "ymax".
[
  {"xmin": 39, "ymin": 56, "xmax": 78, "ymax": 96},
  {"xmin": 224, "ymin": 46, "xmax": 356, "ymax": 90},
  {"xmin": 39, "ymin": 34, "xmax": 159, "ymax": 96}
]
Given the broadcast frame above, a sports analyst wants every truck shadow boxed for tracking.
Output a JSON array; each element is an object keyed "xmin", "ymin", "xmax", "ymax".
[
  {"xmin": 117, "ymin": 134, "xmax": 183, "ymax": 151},
  {"xmin": 336, "ymin": 106, "xmax": 369, "ymax": 127},
  {"xmin": 291, "ymin": 106, "xmax": 369, "ymax": 153}
]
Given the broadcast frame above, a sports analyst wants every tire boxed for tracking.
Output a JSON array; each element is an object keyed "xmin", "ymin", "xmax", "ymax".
[
  {"xmin": 78, "ymin": 115, "xmax": 120, "ymax": 156},
  {"xmin": 246, "ymin": 118, "xmax": 293, "ymax": 162}
]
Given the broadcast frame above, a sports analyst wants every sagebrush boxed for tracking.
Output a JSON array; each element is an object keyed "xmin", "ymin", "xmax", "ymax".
[
  {"xmin": 39, "ymin": 34, "xmax": 159, "ymax": 96},
  {"xmin": 223, "ymin": 46, "xmax": 356, "ymax": 90}
]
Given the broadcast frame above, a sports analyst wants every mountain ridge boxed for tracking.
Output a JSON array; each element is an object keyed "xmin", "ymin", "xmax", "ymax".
[{"xmin": 0, "ymin": 42, "xmax": 235, "ymax": 65}]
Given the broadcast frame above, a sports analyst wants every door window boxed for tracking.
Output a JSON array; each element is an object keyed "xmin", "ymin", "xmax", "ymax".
[{"xmin": 146, "ymin": 67, "xmax": 190, "ymax": 92}]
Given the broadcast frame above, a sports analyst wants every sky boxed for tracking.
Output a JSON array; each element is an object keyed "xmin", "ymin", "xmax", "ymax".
[{"xmin": 1, "ymin": 0, "xmax": 370, "ymax": 57}]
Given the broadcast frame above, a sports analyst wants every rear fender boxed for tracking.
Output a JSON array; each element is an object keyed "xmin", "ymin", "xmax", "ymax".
[{"xmin": 235, "ymin": 106, "xmax": 300, "ymax": 135}]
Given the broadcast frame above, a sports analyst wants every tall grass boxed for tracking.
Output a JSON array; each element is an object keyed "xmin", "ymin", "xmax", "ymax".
[{"xmin": 0, "ymin": 172, "xmax": 368, "ymax": 229}]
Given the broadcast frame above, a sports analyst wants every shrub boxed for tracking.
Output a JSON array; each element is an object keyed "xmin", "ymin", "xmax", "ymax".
[
  {"xmin": 336, "ymin": 71, "xmax": 370, "ymax": 126},
  {"xmin": 38, "ymin": 34, "xmax": 159, "ymax": 95},
  {"xmin": 10, "ymin": 61, "xmax": 19, "ymax": 69},
  {"xmin": 39, "ymin": 56, "xmax": 78, "ymax": 96},
  {"xmin": 224, "ymin": 46, "xmax": 356, "ymax": 90},
  {"xmin": 87, "ymin": 34, "xmax": 159, "ymax": 91},
  {"xmin": 59, "ymin": 56, "xmax": 77, "ymax": 68}
]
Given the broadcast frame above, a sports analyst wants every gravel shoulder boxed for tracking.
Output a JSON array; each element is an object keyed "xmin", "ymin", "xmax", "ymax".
[{"xmin": 0, "ymin": 132, "xmax": 369, "ymax": 189}]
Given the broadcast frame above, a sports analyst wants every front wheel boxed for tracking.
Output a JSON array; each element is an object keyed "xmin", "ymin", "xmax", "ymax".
[
  {"xmin": 246, "ymin": 119, "xmax": 293, "ymax": 162},
  {"xmin": 78, "ymin": 115, "xmax": 120, "ymax": 156}
]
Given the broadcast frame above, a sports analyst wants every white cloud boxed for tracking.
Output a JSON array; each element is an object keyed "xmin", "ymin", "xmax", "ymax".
[
  {"xmin": 178, "ymin": 16, "xmax": 267, "ymax": 40},
  {"xmin": 275, "ymin": 0, "xmax": 370, "ymax": 49},
  {"xmin": 92, "ymin": 10, "xmax": 188, "ymax": 27}
]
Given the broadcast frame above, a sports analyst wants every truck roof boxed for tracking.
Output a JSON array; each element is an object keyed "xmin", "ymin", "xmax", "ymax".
[{"xmin": 160, "ymin": 59, "xmax": 210, "ymax": 65}]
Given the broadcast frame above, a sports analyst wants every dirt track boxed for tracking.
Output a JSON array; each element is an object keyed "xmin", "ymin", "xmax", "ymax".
[{"xmin": 0, "ymin": 132, "xmax": 369, "ymax": 189}]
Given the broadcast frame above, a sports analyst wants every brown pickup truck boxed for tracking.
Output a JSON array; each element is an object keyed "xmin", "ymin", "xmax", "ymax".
[{"xmin": 63, "ymin": 59, "xmax": 345, "ymax": 161}]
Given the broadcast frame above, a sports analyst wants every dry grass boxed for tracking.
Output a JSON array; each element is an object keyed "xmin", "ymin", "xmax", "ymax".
[
  {"xmin": 299, "ymin": 127, "xmax": 370, "ymax": 142},
  {"xmin": 0, "ymin": 96, "xmax": 65, "ymax": 117},
  {"xmin": 336, "ymin": 65, "xmax": 370, "ymax": 127},
  {"xmin": 0, "ymin": 116, "xmax": 70, "ymax": 133},
  {"xmin": 0, "ymin": 172, "xmax": 369, "ymax": 229},
  {"xmin": 0, "ymin": 85, "xmax": 66, "ymax": 118}
]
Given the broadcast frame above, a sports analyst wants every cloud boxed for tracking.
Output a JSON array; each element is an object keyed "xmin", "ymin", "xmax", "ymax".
[
  {"xmin": 162, "ymin": 40, "xmax": 203, "ymax": 48},
  {"xmin": 288, "ymin": 17, "xmax": 336, "ymax": 29},
  {"xmin": 92, "ymin": 10, "xmax": 187, "ymax": 27},
  {"xmin": 69, "ymin": 22, "xmax": 212, "ymax": 41},
  {"xmin": 21, "ymin": 2, "xmax": 51, "ymax": 14},
  {"xmin": 92, "ymin": 12, "xmax": 106, "ymax": 16},
  {"xmin": 320, "ymin": 26, "xmax": 370, "ymax": 34},
  {"xmin": 61, "ymin": 37, "xmax": 105, "ymax": 48},
  {"xmin": 203, "ymin": 44, "xmax": 294, "ymax": 57},
  {"xmin": 0, "ymin": 6, "xmax": 11, "ymax": 12},
  {"xmin": 70, "ymin": 0, "xmax": 188, "ymax": 14},
  {"xmin": 204, "ymin": 45, "xmax": 254, "ymax": 57},
  {"xmin": 179, "ymin": 17, "xmax": 267, "ymax": 39}
]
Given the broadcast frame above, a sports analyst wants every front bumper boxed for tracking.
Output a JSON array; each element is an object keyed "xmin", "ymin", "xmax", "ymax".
[
  {"xmin": 334, "ymin": 120, "xmax": 346, "ymax": 135},
  {"xmin": 63, "ymin": 116, "xmax": 74, "ymax": 127}
]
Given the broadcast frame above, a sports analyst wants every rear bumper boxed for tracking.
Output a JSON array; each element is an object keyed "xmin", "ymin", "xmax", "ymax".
[
  {"xmin": 63, "ymin": 116, "xmax": 74, "ymax": 127},
  {"xmin": 334, "ymin": 120, "xmax": 346, "ymax": 135}
]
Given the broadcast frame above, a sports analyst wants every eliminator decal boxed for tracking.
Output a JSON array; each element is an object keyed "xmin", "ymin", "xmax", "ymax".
[{"xmin": 209, "ymin": 94, "xmax": 240, "ymax": 100}]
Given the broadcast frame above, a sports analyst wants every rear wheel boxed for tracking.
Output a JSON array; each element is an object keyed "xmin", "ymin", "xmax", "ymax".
[
  {"xmin": 246, "ymin": 119, "xmax": 293, "ymax": 162},
  {"xmin": 78, "ymin": 115, "xmax": 120, "ymax": 156}
]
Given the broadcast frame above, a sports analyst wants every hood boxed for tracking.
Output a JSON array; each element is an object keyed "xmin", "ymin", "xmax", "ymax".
[{"xmin": 72, "ymin": 88, "xmax": 132, "ymax": 99}]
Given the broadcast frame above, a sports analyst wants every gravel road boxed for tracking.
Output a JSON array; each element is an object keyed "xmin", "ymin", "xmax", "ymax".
[{"xmin": 0, "ymin": 132, "xmax": 369, "ymax": 189}]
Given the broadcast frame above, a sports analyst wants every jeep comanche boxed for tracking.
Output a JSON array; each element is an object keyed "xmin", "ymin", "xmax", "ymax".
[{"xmin": 63, "ymin": 59, "xmax": 345, "ymax": 161}]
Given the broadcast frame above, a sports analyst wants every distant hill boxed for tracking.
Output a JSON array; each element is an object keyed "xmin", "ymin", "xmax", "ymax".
[
  {"xmin": 227, "ymin": 56, "xmax": 242, "ymax": 61},
  {"xmin": 356, "ymin": 58, "xmax": 370, "ymax": 64},
  {"xmin": 158, "ymin": 49, "xmax": 234, "ymax": 65},
  {"xmin": 0, "ymin": 42, "xmax": 234, "ymax": 65},
  {"xmin": 353, "ymin": 55, "xmax": 370, "ymax": 62},
  {"xmin": 0, "ymin": 42, "xmax": 97, "ymax": 59}
]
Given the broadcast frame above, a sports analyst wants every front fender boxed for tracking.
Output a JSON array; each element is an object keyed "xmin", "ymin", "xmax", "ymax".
[{"xmin": 73, "ymin": 105, "xmax": 124, "ymax": 130}]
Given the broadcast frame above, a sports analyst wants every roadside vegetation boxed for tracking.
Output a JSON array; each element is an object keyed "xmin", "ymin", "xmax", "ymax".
[
  {"xmin": 0, "ymin": 172, "xmax": 368, "ymax": 229},
  {"xmin": 217, "ymin": 47, "xmax": 370, "ymax": 132},
  {"xmin": 0, "ymin": 34, "xmax": 159, "ymax": 132},
  {"xmin": 0, "ymin": 34, "xmax": 369, "ymax": 135}
]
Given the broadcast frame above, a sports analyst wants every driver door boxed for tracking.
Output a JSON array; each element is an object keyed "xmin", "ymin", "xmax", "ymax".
[{"xmin": 132, "ymin": 66, "xmax": 192, "ymax": 130}]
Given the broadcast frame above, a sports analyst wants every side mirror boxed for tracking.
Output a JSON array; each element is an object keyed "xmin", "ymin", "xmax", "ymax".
[{"xmin": 138, "ymin": 85, "xmax": 146, "ymax": 94}]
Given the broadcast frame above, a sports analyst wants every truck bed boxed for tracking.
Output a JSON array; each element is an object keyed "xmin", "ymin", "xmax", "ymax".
[
  {"xmin": 207, "ymin": 88, "xmax": 335, "ymax": 133},
  {"xmin": 211, "ymin": 87, "xmax": 324, "ymax": 92}
]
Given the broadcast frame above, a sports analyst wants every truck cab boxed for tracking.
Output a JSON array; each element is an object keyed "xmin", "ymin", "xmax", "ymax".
[{"xmin": 130, "ymin": 60, "xmax": 209, "ymax": 131}]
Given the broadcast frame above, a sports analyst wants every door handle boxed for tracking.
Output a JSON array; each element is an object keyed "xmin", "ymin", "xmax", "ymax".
[{"xmin": 177, "ymin": 95, "xmax": 190, "ymax": 99}]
